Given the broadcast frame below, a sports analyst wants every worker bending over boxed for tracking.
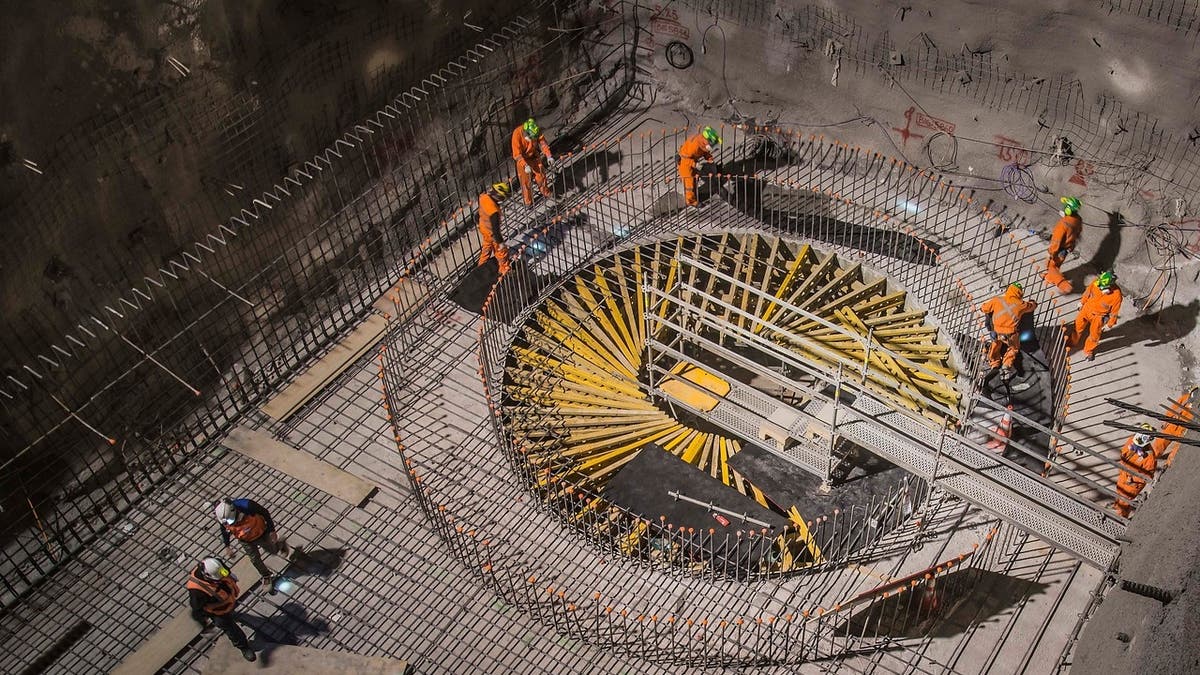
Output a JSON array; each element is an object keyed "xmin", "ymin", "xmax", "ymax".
[
  {"xmin": 512, "ymin": 118, "xmax": 554, "ymax": 205},
  {"xmin": 980, "ymin": 282, "xmax": 1036, "ymax": 380},
  {"xmin": 678, "ymin": 126, "xmax": 721, "ymax": 207},
  {"xmin": 214, "ymin": 497, "xmax": 298, "ymax": 585},
  {"xmin": 477, "ymin": 182, "xmax": 512, "ymax": 274},
  {"xmin": 188, "ymin": 556, "xmax": 257, "ymax": 662},
  {"xmin": 1114, "ymin": 423, "xmax": 1156, "ymax": 518},
  {"xmin": 1044, "ymin": 197, "xmax": 1082, "ymax": 293},
  {"xmin": 1073, "ymin": 271, "xmax": 1122, "ymax": 361}
]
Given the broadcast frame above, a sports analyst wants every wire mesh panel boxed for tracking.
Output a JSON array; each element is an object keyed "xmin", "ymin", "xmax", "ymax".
[{"xmin": 0, "ymin": 0, "xmax": 635, "ymax": 608}]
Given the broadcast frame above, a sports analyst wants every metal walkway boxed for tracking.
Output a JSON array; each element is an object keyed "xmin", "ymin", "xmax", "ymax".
[{"xmin": 645, "ymin": 254, "xmax": 1125, "ymax": 569}]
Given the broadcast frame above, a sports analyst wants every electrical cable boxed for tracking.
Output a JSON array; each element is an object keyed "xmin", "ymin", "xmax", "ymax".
[{"xmin": 1000, "ymin": 163, "xmax": 1039, "ymax": 204}]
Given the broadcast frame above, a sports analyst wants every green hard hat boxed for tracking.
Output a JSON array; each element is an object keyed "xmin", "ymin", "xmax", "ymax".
[
  {"xmin": 523, "ymin": 118, "xmax": 541, "ymax": 138},
  {"xmin": 1097, "ymin": 271, "xmax": 1115, "ymax": 289},
  {"xmin": 1060, "ymin": 196, "xmax": 1081, "ymax": 216},
  {"xmin": 1009, "ymin": 282, "xmax": 1023, "ymax": 291},
  {"xmin": 702, "ymin": 126, "xmax": 722, "ymax": 144}
]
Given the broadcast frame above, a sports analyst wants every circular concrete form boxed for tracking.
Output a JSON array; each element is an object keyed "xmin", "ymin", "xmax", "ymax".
[{"xmin": 500, "ymin": 232, "xmax": 959, "ymax": 576}]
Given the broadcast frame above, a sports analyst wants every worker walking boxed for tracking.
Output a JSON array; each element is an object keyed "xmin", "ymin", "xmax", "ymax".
[
  {"xmin": 188, "ymin": 556, "xmax": 257, "ymax": 662},
  {"xmin": 979, "ymin": 282, "xmax": 1037, "ymax": 380},
  {"xmin": 477, "ymin": 182, "xmax": 513, "ymax": 274},
  {"xmin": 1044, "ymin": 197, "xmax": 1083, "ymax": 293},
  {"xmin": 214, "ymin": 497, "xmax": 299, "ymax": 585},
  {"xmin": 678, "ymin": 126, "xmax": 721, "ymax": 207},
  {"xmin": 512, "ymin": 118, "xmax": 554, "ymax": 205},
  {"xmin": 1072, "ymin": 271, "xmax": 1123, "ymax": 361},
  {"xmin": 1114, "ymin": 423, "xmax": 1157, "ymax": 518}
]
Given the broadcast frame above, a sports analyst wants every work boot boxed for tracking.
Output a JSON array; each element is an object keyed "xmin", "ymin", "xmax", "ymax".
[
  {"xmin": 1085, "ymin": 353, "xmax": 1095, "ymax": 362},
  {"xmin": 240, "ymin": 647, "xmax": 257, "ymax": 662}
]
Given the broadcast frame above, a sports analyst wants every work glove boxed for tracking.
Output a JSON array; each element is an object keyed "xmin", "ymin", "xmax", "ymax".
[
  {"xmin": 988, "ymin": 330, "xmax": 998, "ymax": 341},
  {"xmin": 223, "ymin": 545, "xmax": 234, "ymax": 558},
  {"xmin": 524, "ymin": 164, "xmax": 533, "ymax": 175}
]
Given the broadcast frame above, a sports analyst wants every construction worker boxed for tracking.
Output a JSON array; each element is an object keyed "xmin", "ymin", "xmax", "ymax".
[
  {"xmin": 188, "ymin": 556, "xmax": 256, "ymax": 662},
  {"xmin": 1073, "ymin": 271, "xmax": 1122, "ymax": 361},
  {"xmin": 1114, "ymin": 423, "xmax": 1157, "ymax": 518},
  {"xmin": 512, "ymin": 118, "xmax": 554, "ymax": 205},
  {"xmin": 1153, "ymin": 386, "xmax": 1197, "ymax": 465},
  {"xmin": 678, "ymin": 126, "xmax": 721, "ymax": 207},
  {"xmin": 1044, "ymin": 197, "xmax": 1083, "ymax": 293},
  {"xmin": 214, "ymin": 497, "xmax": 298, "ymax": 585},
  {"xmin": 979, "ymin": 282, "xmax": 1037, "ymax": 379},
  {"xmin": 477, "ymin": 182, "xmax": 512, "ymax": 274}
]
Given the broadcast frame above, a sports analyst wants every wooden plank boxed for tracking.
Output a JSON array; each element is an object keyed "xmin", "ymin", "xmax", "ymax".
[
  {"xmin": 223, "ymin": 427, "xmax": 377, "ymax": 507},
  {"xmin": 261, "ymin": 314, "xmax": 388, "ymax": 422},
  {"xmin": 204, "ymin": 642, "xmax": 410, "ymax": 674},
  {"xmin": 112, "ymin": 558, "xmax": 261, "ymax": 675}
]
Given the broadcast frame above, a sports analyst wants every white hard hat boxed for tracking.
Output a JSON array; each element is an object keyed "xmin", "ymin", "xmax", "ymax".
[
  {"xmin": 213, "ymin": 499, "xmax": 238, "ymax": 524},
  {"xmin": 201, "ymin": 556, "xmax": 231, "ymax": 579},
  {"xmin": 1133, "ymin": 423, "xmax": 1154, "ymax": 448}
]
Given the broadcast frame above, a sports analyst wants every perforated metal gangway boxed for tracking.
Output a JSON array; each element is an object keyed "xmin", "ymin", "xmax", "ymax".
[{"xmin": 645, "ymin": 254, "xmax": 1124, "ymax": 569}]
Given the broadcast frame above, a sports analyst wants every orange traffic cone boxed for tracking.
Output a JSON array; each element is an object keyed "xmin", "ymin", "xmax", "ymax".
[{"xmin": 987, "ymin": 406, "xmax": 1013, "ymax": 452}]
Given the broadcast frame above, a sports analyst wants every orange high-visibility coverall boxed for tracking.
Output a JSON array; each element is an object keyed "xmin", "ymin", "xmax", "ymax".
[
  {"xmin": 512, "ymin": 126, "xmax": 553, "ymax": 205},
  {"xmin": 1074, "ymin": 280, "xmax": 1123, "ymax": 358},
  {"xmin": 1044, "ymin": 214, "xmax": 1082, "ymax": 292},
  {"xmin": 979, "ymin": 286, "xmax": 1037, "ymax": 368},
  {"xmin": 1114, "ymin": 436, "xmax": 1156, "ymax": 517},
  {"xmin": 1153, "ymin": 388, "xmax": 1197, "ymax": 465},
  {"xmin": 477, "ymin": 191, "xmax": 509, "ymax": 273},
  {"xmin": 678, "ymin": 133, "xmax": 714, "ymax": 206}
]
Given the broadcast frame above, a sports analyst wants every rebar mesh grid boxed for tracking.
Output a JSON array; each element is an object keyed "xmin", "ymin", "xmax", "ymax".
[
  {"xmin": 0, "ymin": 0, "xmax": 635, "ymax": 605},
  {"xmin": 374, "ymin": 120, "xmax": 1125, "ymax": 665},
  {"xmin": 0, "ymin": 2, "xmax": 1139, "ymax": 671}
]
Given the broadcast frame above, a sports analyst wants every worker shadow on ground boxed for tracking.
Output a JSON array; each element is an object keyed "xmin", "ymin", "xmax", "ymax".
[
  {"xmin": 238, "ymin": 602, "xmax": 330, "ymax": 664},
  {"xmin": 837, "ymin": 569, "xmax": 1047, "ymax": 640},
  {"xmin": 551, "ymin": 149, "xmax": 623, "ymax": 194},
  {"xmin": 285, "ymin": 547, "xmax": 346, "ymax": 578},
  {"xmin": 1090, "ymin": 299, "xmax": 1200, "ymax": 352},
  {"xmin": 1082, "ymin": 211, "xmax": 1124, "ymax": 274}
]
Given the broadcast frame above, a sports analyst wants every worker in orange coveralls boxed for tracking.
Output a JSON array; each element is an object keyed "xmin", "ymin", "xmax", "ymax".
[
  {"xmin": 1153, "ymin": 387, "xmax": 1197, "ymax": 466},
  {"xmin": 980, "ymin": 282, "xmax": 1037, "ymax": 380},
  {"xmin": 1044, "ymin": 197, "xmax": 1083, "ymax": 293},
  {"xmin": 1114, "ymin": 423, "xmax": 1156, "ymax": 518},
  {"xmin": 478, "ymin": 182, "xmax": 512, "ymax": 274},
  {"xmin": 512, "ymin": 118, "xmax": 554, "ymax": 205},
  {"xmin": 1073, "ymin": 271, "xmax": 1122, "ymax": 361},
  {"xmin": 678, "ymin": 126, "xmax": 721, "ymax": 207}
]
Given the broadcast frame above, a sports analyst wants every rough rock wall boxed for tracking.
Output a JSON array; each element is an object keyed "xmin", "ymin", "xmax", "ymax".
[{"xmin": 0, "ymin": 0, "xmax": 512, "ymax": 360}]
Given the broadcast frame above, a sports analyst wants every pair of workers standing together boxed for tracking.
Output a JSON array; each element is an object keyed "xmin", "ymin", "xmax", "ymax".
[{"xmin": 186, "ymin": 497, "xmax": 302, "ymax": 662}]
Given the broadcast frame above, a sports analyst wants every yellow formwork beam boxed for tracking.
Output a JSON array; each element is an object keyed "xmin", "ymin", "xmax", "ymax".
[
  {"xmin": 570, "ymin": 278, "xmax": 641, "ymax": 372},
  {"xmin": 592, "ymin": 267, "xmax": 639, "ymax": 364},
  {"xmin": 787, "ymin": 506, "xmax": 824, "ymax": 563},
  {"xmin": 756, "ymin": 243, "xmax": 813, "ymax": 333},
  {"xmin": 782, "ymin": 250, "xmax": 839, "ymax": 309},
  {"xmin": 751, "ymin": 236, "xmax": 785, "ymax": 323}
]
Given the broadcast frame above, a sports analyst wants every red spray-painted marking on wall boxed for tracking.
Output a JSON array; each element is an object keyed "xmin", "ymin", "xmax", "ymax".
[
  {"xmin": 892, "ymin": 108, "xmax": 926, "ymax": 147},
  {"xmin": 1068, "ymin": 159, "xmax": 1096, "ymax": 186},
  {"xmin": 993, "ymin": 135, "xmax": 1031, "ymax": 165},
  {"xmin": 893, "ymin": 107, "xmax": 956, "ymax": 147},
  {"xmin": 648, "ymin": 4, "xmax": 689, "ymax": 44}
]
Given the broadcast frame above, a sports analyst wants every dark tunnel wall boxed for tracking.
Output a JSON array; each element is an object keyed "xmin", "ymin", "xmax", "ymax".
[{"xmin": 0, "ymin": 0, "xmax": 632, "ymax": 601}]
